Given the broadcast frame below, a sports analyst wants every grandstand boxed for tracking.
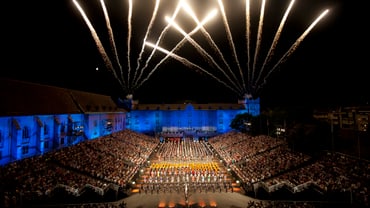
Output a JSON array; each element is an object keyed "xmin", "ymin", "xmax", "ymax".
[{"xmin": 0, "ymin": 79, "xmax": 368, "ymax": 208}]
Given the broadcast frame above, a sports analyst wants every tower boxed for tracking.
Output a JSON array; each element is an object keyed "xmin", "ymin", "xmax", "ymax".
[{"xmin": 239, "ymin": 97, "xmax": 260, "ymax": 116}]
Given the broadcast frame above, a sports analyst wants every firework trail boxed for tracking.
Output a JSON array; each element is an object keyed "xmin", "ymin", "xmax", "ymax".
[
  {"xmin": 257, "ymin": 9, "xmax": 330, "ymax": 93},
  {"xmin": 167, "ymin": 15, "xmax": 243, "ymax": 94},
  {"xmin": 255, "ymin": 0, "xmax": 295, "ymax": 86},
  {"xmin": 126, "ymin": 0, "xmax": 133, "ymax": 87},
  {"xmin": 134, "ymin": 10, "xmax": 217, "ymax": 90},
  {"xmin": 72, "ymin": 0, "xmax": 125, "ymax": 90},
  {"xmin": 73, "ymin": 0, "xmax": 330, "ymax": 100},
  {"xmin": 145, "ymin": 42, "xmax": 241, "ymax": 95},
  {"xmin": 245, "ymin": 0, "xmax": 251, "ymax": 88},
  {"xmin": 133, "ymin": 0, "xmax": 183, "ymax": 88},
  {"xmin": 217, "ymin": 0, "xmax": 245, "ymax": 90},
  {"xmin": 100, "ymin": 0, "xmax": 123, "ymax": 80},
  {"xmin": 182, "ymin": 2, "xmax": 243, "ymax": 92},
  {"xmin": 132, "ymin": 0, "xmax": 161, "ymax": 90},
  {"xmin": 250, "ymin": 0, "xmax": 266, "ymax": 85}
]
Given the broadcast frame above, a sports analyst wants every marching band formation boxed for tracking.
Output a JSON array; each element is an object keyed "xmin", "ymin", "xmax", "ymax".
[{"xmin": 136, "ymin": 138, "xmax": 235, "ymax": 195}]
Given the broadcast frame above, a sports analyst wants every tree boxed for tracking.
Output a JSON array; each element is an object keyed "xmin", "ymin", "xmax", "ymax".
[
  {"xmin": 286, "ymin": 117, "xmax": 331, "ymax": 154},
  {"xmin": 230, "ymin": 113, "xmax": 255, "ymax": 134},
  {"xmin": 260, "ymin": 107, "xmax": 290, "ymax": 136}
]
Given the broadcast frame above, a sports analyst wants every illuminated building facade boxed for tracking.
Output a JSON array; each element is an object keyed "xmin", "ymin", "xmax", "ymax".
[
  {"xmin": 0, "ymin": 79, "xmax": 260, "ymax": 166},
  {"xmin": 126, "ymin": 101, "xmax": 259, "ymax": 138}
]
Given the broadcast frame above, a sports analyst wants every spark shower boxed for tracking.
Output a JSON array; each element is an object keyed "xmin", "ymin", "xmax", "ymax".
[{"xmin": 72, "ymin": 0, "xmax": 329, "ymax": 100}]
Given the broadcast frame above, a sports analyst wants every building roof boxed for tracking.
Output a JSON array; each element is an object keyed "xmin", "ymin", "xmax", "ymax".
[
  {"xmin": 0, "ymin": 78, "xmax": 246, "ymax": 116},
  {"xmin": 69, "ymin": 90, "xmax": 122, "ymax": 113},
  {"xmin": 0, "ymin": 78, "xmax": 126, "ymax": 116}
]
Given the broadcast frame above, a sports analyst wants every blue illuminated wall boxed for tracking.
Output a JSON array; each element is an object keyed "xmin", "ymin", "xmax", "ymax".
[
  {"xmin": 83, "ymin": 113, "xmax": 125, "ymax": 140},
  {"xmin": 241, "ymin": 97, "xmax": 260, "ymax": 116},
  {"xmin": 126, "ymin": 103, "xmax": 258, "ymax": 136},
  {"xmin": 0, "ymin": 99, "xmax": 260, "ymax": 166},
  {"xmin": 0, "ymin": 114, "xmax": 86, "ymax": 166},
  {"xmin": 0, "ymin": 112, "xmax": 126, "ymax": 166}
]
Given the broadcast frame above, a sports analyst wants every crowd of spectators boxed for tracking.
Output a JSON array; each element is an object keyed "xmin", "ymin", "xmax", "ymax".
[
  {"xmin": 0, "ymin": 129, "xmax": 158, "ymax": 207},
  {"xmin": 209, "ymin": 131, "xmax": 369, "ymax": 207},
  {"xmin": 0, "ymin": 129, "xmax": 368, "ymax": 207}
]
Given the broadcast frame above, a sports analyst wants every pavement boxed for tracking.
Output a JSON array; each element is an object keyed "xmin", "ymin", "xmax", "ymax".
[
  {"xmin": 119, "ymin": 157, "xmax": 257, "ymax": 208},
  {"xmin": 122, "ymin": 191, "xmax": 255, "ymax": 208}
]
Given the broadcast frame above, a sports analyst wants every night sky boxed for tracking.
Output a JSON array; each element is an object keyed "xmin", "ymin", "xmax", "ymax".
[{"xmin": 2, "ymin": 0, "xmax": 368, "ymax": 107}]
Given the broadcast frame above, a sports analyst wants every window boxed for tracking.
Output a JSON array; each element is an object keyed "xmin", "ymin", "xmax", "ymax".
[
  {"xmin": 69, "ymin": 122, "xmax": 84, "ymax": 136},
  {"xmin": 22, "ymin": 127, "xmax": 30, "ymax": 143},
  {"xmin": 0, "ymin": 131, "xmax": 3, "ymax": 148},
  {"xmin": 103, "ymin": 119, "xmax": 113, "ymax": 131},
  {"xmin": 44, "ymin": 140, "xmax": 49, "ymax": 149},
  {"xmin": 22, "ymin": 145, "xmax": 29, "ymax": 155},
  {"xmin": 61, "ymin": 123, "xmax": 66, "ymax": 133},
  {"xmin": 44, "ymin": 123, "xmax": 49, "ymax": 135}
]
